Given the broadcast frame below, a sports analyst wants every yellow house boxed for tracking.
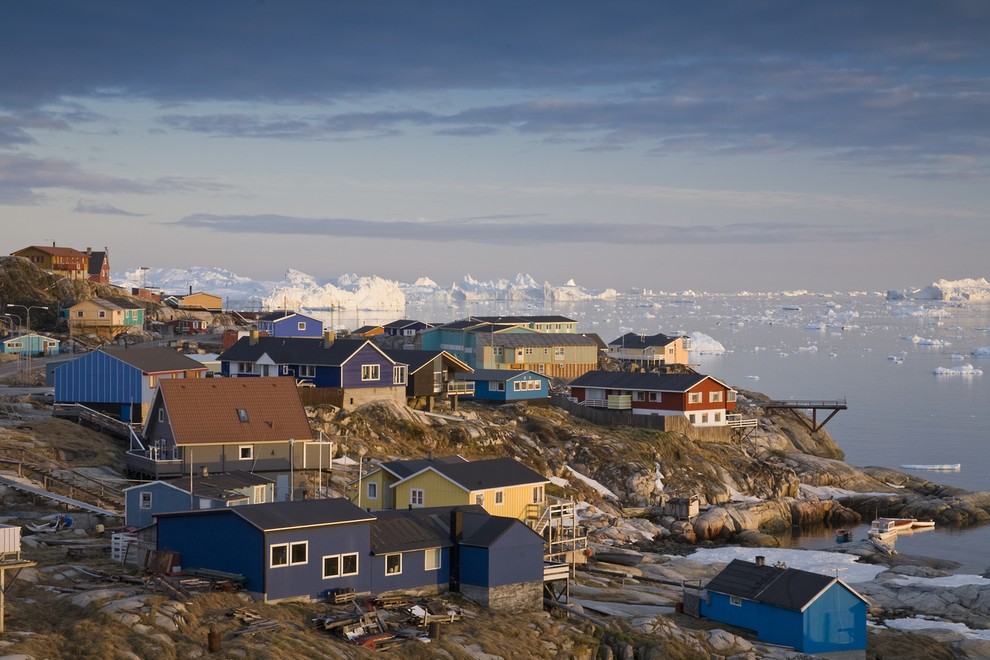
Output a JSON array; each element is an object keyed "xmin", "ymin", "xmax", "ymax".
[
  {"xmin": 477, "ymin": 333, "xmax": 600, "ymax": 379},
  {"xmin": 68, "ymin": 297, "xmax": 145, "ymax": 341},
  {"xmin": 606, "ymin": 332, "xmax": 692, "ymax": 367},
  {"xmin": 178, "ymin": 291, "xmax": 223, "ymax": 312},
  {"xmin": 354, "ymin": 455, "xmax": 548, "ymax": 522}
]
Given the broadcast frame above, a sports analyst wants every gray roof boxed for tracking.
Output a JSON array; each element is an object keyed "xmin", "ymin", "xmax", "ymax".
[
  {"xmin": 568, "ymin": 370, "xmax": 721, "ymax": 392},
  {"xmin": 164, "ymin": 470, "xmax": 273, "ymax": 501},
  {"xmin": 369, "ymin": 508, "xmax": 454, "ymax": 554},
  {"xmin": 475, "ymin": 333, "xmax": 598, "ymax": 348},
  {"xmin": 456, "ymin": 369, "xmax": 546, "ymax": 382},
  {"xmin": 382, "ymin": 456, "xmax": 548, "ymax": 491},
  {"xmin": 218, "ymin": 336, "xmax": 401, "ymax": 367},
  {"xmin": 471, "ymin": 315, "xmax": 576, "ymax": 324},
  {"xmin": 382, "ymin": 349, "xmax": 471, "ymax": 375},
  {"xmin": 100, "ymin": 346, "xmax": 207, "ymax": 374},
  {"xmin": 379, "ymin": 455, "xmax": 467, "ymax": 479},
  {"xmin": 704, "ymin": 559, "xmax": 857, "ymax": 611},
  {"xmin": 91, "ymin": 296, "xmax": 143, "ymax": 310},
  {"xmin": 229, "ymin": 498, "xmax": 375, "ymax": 531}
]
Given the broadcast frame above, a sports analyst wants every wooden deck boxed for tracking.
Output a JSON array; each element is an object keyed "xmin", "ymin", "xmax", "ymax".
[{"xmin": 764, "ymin": 398, "xmax": 847, "ymax": 432}]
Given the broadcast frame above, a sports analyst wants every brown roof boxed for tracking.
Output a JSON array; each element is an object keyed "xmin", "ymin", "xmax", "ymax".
[
  {"xmin": 13, "ymin": 245, "xmax": 89, "ymax": 258},
  {"xmin": 158, "ymin": 377, "xmax": 313, "ymax": 446}
]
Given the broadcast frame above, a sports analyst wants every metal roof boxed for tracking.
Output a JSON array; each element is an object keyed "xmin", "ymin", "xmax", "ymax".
[
  {"xmin": 607, "ymin": 332, "xmax": 682, "ymax": 349},
  {"xmin": 704, "ymin": 559, "xmax": 864, "ymax": 612},
  {"xmin": 100, "ymin": 346, "xmax": 207, "ymax": 374},
  {"xmin": 218, "ymin": 336, "xmax": 401, "ymax": 367},
  {"xmin": 229, "ymin": 498, "xmax": 376, "ymax": 531},
  {"xmin": 568, "ymin": 370, "xmax": 724, "ymax": 392},
  {"xmin": 369, "ymin": 508, "xmax": 454, "ymax": 554},
  {"xmin": 475, "ymin": 333, "xmax": 599, "ymax": 348}
]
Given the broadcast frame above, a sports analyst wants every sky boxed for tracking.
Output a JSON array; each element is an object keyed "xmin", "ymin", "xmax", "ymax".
[{"xmin": 1, "ymin": 1, "xmax": 988, "ymax": 293}]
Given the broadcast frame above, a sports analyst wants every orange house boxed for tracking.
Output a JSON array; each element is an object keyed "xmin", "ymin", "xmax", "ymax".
[{"xmin": 11, "ymin": 245, "xmax": 90, "ymax": 280}]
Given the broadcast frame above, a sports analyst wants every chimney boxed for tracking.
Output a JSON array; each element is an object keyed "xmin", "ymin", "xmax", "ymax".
[
  {"xmin": 755, "ymin": 556, "xmax": 765, "ymax": 566},
  {"xmin": 200, "ymin": 465, "xmax": 209, "ymax": 477},
  {"xmin": 249, "ymin": 330, "xmax": 259, "ymax": 345},
  {"xmin": 86, "ymin": 247, "xmax": 92, "ymax": 255},
  {"xmin": 189, "ymin": 285, "xmax": 193, "ymax": 295},
  {"xmin": 322, "ymin": 330, "xmax": 335, "ymax": 348}
]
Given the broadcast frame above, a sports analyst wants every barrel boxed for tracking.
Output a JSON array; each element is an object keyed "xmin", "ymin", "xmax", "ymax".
[{"xmin": 208, "ymin": 627, "xmax": 221, "ymax": 652}]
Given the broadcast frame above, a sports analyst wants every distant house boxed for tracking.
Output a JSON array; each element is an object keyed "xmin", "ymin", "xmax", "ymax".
[
  {"xmin": 165, "ymin": 318, "xmax": 209, "ymax": 335},
  {"xmin": 456, "ymin": 369, "xmax": 551, "ymax": 404},
  {"xmin": 86, "ymin": 247, "xmax": 111, "ymax": 284},
  {"xmin": 10, "ymin": 245, "xmax": 90, "ymax": 280},
  {"xmin": 256, "ymin": 310, "xmax": 324, "ymax": 339},
  {"xmin": 698, "ymin": 558, "xmax": 868, "ymax": 657},
  {"xmin": 350, "ymin": 325, "xmax": 385, "ymax": 338},
  {"xmin": 382, "ymin": 349, "xmax": 474, "ymax": 411},
  {"xmin": 354, "ymin": 455, "xmax": 549, "ymax": 523},
  {"xmin": 67, "ymin": 297, "xmax": 145, "ymax": 341},
  {"xmin": 155, "ymin": 499, "xmax": 376, "ymax": 603},
  {"xmin": 419, "ymin": 319, "xmax": 598, "ymax": 377},
  {"xmin": 1, "ymin": 333, "xmax": 60, "ymax": 356},
  {"xmin": 52, "ymin": 346, "xmax": 207, "ymax": 423},
  {"xmin": 567, "ymin": 370, "xmax": 737, "ymax": 427},
  {"xmin": 607, "ymin": 332, "xmax": 692, "ymax": 367},
  {"xmin": 217, "ymin": 335, "xmax": 408, "ymax": 410},
  {"xmin": 124, "ymin": 470, "xmax": 275, "ymax": 528},
  {"xmin": 470, "ymin": 315, "xmax": 578, "ymax": 334},
  {"xmin": 383, "ymin": 319, "xmax": 435, "ymax": 338},
  {"xmin": 129, "ymin": 376, "xmax": 315, "ymax": 486},
  {"xmin": 178, "ymin": 292, "xmax": 223, "ymax": 313}
]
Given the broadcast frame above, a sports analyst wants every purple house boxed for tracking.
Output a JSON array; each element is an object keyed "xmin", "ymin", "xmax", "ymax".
[
  {"xmin": 256, "ymin": 310, "xmax": 324, "ymax": 339},
  {"xmin": 217, "ymin": 336, "xmax": 408, "ymax": 409}
]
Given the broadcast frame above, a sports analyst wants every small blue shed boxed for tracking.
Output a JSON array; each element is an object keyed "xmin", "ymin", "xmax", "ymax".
[
  {"xmin": 156, "ymin": 498, "xmax": 375, "ymax": 603},
  {"xmin": 700, "ymin": 558, "xmax": 868, "ymax": 657},
  {"xmin": 456, "ymin": 369, "xmax": 551, "ymax": 403}
]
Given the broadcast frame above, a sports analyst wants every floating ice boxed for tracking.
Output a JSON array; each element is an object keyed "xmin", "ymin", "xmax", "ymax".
[{"xmin": 933, "ymin": 364, "xmax": 983, "ymax": 375}]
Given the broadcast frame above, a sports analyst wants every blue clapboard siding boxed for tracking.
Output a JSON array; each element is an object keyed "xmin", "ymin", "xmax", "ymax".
[
  {"xmin": 459, "ymin": 523, "xmax": 544, "ymax": 588},
  {"xmin": 53, "ymin": 350, "xmax": 147, "ymax": 420},
  {"xmin": 340, "ymin": 343, "xmax": 399, "ymax": 389},
  {"xmin": 370, "ymin": 548, "xmax": 449, "ymax": 594}
]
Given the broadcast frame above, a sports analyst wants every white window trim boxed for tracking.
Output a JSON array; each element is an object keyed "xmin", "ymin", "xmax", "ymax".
[
  {"xmin": 494, "ymin": 489, "xmax": 504, "ymax": 505},
  {"xmin": 384, "ymin": 553, "xmax": 402, "ymax": 576},
  {"xmin": 323, "ymin": 552, "xmax": 360, "ymax": 579},
  {"xmin": 361, "ymin": 364, "xmax": 380, "ymax": 381},
  {"xmin": 730, "ymin": 595, "xmax": 742, "ymax": 606},
  {"xmin": 289, "ymin": 541, "xmax": 308, "ymax": 566},
  {"xmin": 393, "ymin": 365, "xmax": 407, "ymax": 385},
  {"xmin": 139, "ymin": 492, "xmax": 153, "ymax": 509},
  {"xmin": 367, "ymin": 482, "xmax": 378, "ymax": 500},
  {"xmin": 424, "ymin": 547, "xmax": 441, "ymax": 571},
  {"xmin": 239, "ymin": 445, "xmax": 253, "ymax": 460},
  {"xmin": 410, "ymin": 488, "xmax": 424, "ymax": 507},
  {"xmin": 270, "ymin": 543, "xmax": 289, "ymax": 567}
]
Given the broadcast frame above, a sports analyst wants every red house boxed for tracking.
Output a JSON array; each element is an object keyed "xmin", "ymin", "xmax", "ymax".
[{"xmin": 567, "ymin": 370, "xmax": 737, "ymax": 427}]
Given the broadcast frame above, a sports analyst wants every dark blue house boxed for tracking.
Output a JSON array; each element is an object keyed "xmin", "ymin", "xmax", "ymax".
[
  {"xmin": 217, "ymin": 336, "xmax": 408, "ymax": 409},
  {"xmin": 700, "ymin": 558, "xmax": 868, "ymax": 657},
  {"xmin": 124, "ymin": 471, "xmax": 275, "ymax": 528},
  {"xmin": 369, "ymin": 508, "xmax": 452, "ymax": 598},
  {"xmin": 455, "ymin": 369, "xmax": 551, "ymax": 404},
  {"xmin": 156, "ymin": 498, "xmax": 375, "ymax": 603},
  {"xmin": 256, "ymin": 310, "xmax": 324, "ymax": 338}
]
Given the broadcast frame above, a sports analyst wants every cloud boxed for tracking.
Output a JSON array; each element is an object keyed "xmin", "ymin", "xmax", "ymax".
[
  {"xmin": 73, "ymin": 199, "xmax": 146, "ymax": 216},
  {"xmin": 171, "ymin": 213, "xmax": 915, "ymax": 246}
]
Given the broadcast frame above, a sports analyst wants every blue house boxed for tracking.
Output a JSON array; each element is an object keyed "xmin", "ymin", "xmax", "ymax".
[
  {"xmin": 455, "ymin": 509, "xmax": 545, "ymax": 611},
  {"xmin": 217, "ymin": 336, "xmax": 408, "ymax": 409},
  {"xmin": 383, "ymin": 319, "xmax": 435, "ymax": 338},
  {"xmin": 124, "ymin": 470, "xmax": 275, "ymax": 528},
  {"xmin": 699, "ymin": 558, "xmax": 868, "ymax": 657},
  {"xmin": 156, "ymin": 498, "xmax": 376, "ymax": 603},
  {"xmin": 52, "ymin": 346, "xmax": 208, "ymax": 422},
  {"xmin": 1, "ymin": 333, "xmax": 61, "ymax": 356},
  {"xmin": 455, "ymin": 369, "xmax": 551, "ymax": 403},
  {"xmin": 256, "ymin": 310, "xmax": 324, "ymax": 339}
]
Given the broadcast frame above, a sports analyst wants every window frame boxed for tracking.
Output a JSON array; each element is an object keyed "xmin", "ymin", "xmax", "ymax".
[
  {"xmin": 139, "ymin": 491, "xmax": 153, "ymax": 509},
  {"xmin": 393, "ymin": 365, "xmax": 407, "ymax": 385},
  {"xmin": 367, "ymin": 481, "xmax": 378, "ymax": 500},
  {"xmin": 239, "ymin": 445, "xmax": 253, "ymax": 460},
  {"xmin": 410, "ymin": 488, "xmax": 424, "ymax": 507},
  {"xmin": 494, "ymin": 489, "xmax": 504, "ymax": 505},
  {"xmin": 424, "ymin": 547, "xmax": 441, "ymax": 571},
  {"xmin": 322, "ymin": 552, "xmax": 360, "ymax": 579},
  {"xmin": 361, "ymin": 364, "xmax": 381, "ymax": 381},
  {"xmin": 384, "ymin": 553, "xmax": 402, "ymax": 576}
]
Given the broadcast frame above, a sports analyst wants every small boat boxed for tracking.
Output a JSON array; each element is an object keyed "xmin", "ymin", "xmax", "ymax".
[{"xmin": 835, "ymin": 529, "xmax": 853, "ymax": 543}]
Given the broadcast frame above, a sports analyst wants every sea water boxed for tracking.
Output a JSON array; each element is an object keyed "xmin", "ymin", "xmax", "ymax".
[{"xmin": 382, "ymin": 292, "xmax": 990, "ymax": 573}]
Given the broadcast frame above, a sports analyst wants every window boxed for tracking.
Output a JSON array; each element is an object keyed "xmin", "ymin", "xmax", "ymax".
[
  {"xmin": 491, "ymin": 381, "xmax": 505, "ymax": 392},
  {"xmin": 727, "ymin": 390, "xmax": 737, "ymax": 403},
  {"xmin": 525, "ymin": 347, "xmax": 534, "ymax": 355},
  {"xmin": 494, "ymin": 490, "xmax": 504, "ymax": 505},
  {"xmin": 393, "ymin": 365, "xmax": 407, "ymax": 384},
  {"xmin": 361, "ymin": 364, "xmax": 380, "ymax": 381},
  {"xmin": 148, "ymin": 375, "xmax": 157, "ymax": 389},
  {"xmin": 158, "ymin": 409, "xmax": 165, "ymax": 423},
  {"xmin": 290, "ymin": 541, "xmax": 308, "ymax": 565},
  {"xmin": 237, "ymin": 362, "xmax": 255, "ymax": 374},
  {"xmin": 537, "ymin": 364, "xmax": 545, "ymax": 374},
  {"xmin": 281, "ymin": 365, "xmax": 290, "ymax": 375},
  {"xmin": 492, "ymin": 346, "xmax": 503, "ymax": 357},
  {"xmin": 715, "ymin": 412, "xmax": 721, "ymax": 423},
  {"xmin": 299, "ymin": 365, "xmax": 315, "ymax": 377},
  {"xmin": 140, "ymin": 492, "xmax": 153, "ymax": 509},
  {"xmin": 253, "ymin": 485, "xmax": 266, "ymax": 503},
  {"xmin": 98, "ymin": 310, "xmax": 106, "ymax": 318},
  {"xmin": 75, "ymin": 310, "xmax": 83, "ymax": 318},
  {"xmin": 237, "ymin": 408, "xmax": 249, "ymax": 423},
  {"xmin": 730, "ymin": 596, "xmax": 742, "ymax": 607},
  {"xmin": 297, "ymin": 321, "xmax": 306, "ymax": 331},
  {"xmin": 323, "ymin": 552, "xmax": 360, "ymax": 578},
  {"xmin": 385, "ymin": 553, "xmax": 402, "ymax": 575},
  {"xmin": 533, "ymin": 485, "xmax": 544, "ymax": 503},
  {"xmin": 271, "ymin": 541, "xmax": 307, "ymax": 567},
  {"xmin": 425, "ymin": 547, "xmax": 441, "ymax": 571},
  {"xmin": 689, "ymin": 392, "xmax": 702, "ymax": 404},
  {"xmin": 634, "ymin": 391, "xmax": 645, "ymax": 401},
  {"xmin": 702, "ymin": 413, "xmax": 709, "ymax": 424},
  {"xmin": 239, "ymin": 445, "xmax": 253, "ymax": 460},
  {"xmin": 648, "ymin": 392, "xmax": 659, "ymax": 402},
  {"xmin": 367, "ymin": 482, "xmax": 378, "ymax": 500},
  {"xmin": 689, "ymin": 414, "xmax": 696, "ymax": 424},
  {"xmin": 554, "ymin": 347, "xmax": 565, "ymax": 360},
  {"xmin": 410, "ymin": 488, "xmax": 424, "ymax": 507},
  {"xmin": 709, "ymin": 391, "xmax": 723, "ymax": 403}
]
